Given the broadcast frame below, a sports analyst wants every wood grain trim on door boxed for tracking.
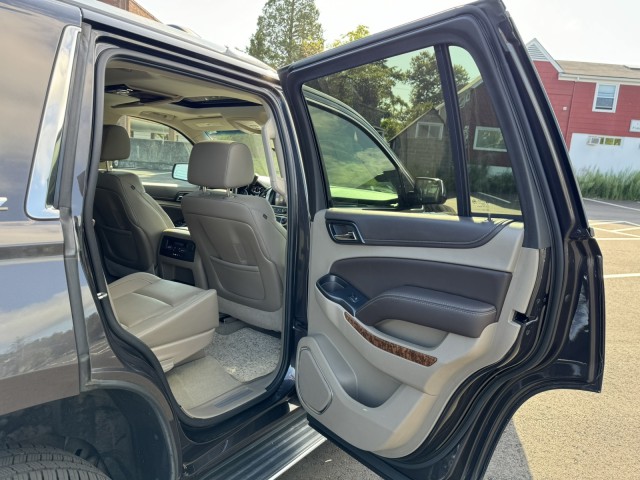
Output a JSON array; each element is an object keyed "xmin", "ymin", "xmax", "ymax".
[{"xmin": 344, "ymin": 312, "xmax": 437, "ymax": 367}]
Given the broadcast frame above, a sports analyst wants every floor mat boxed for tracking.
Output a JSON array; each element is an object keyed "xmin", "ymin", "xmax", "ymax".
[
  {"xmin": 206, "ymin": 327, "xmax": 281, "ymax": 382},
  {"xmin": 167, "ymin": 355, "xmax": 241, "ymax": 410}
]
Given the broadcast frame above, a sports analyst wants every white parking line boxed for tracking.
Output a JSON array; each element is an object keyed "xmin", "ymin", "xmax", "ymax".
[
  {"xmin": 604, "ymin": 273, "xmax": 640, "ymax": 278},
  {"xmin": 590, "ymin": 220, "xmax": 640, "ymax": 228},
  {"xmin": 589, "ymin": 220, "xmax": 640, "ymax": 239},
  {"xmin": 614, "ymin": 226, "xmax": 640, "ymax": 232},
  {"xmin": 596, "ymin": 238, "xmax": 640, "ymax": 241},
  {"xmin": 592, "ymin": 227, "xmax": 640, "ymax": 238},
  {"xmin": 585, "ymin": 198, "xmax": 640, "ymax": 212}
]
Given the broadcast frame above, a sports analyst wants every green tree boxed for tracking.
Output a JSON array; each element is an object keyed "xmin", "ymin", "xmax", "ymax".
[
  {"xmin": 247, "ymin": 0, "xmax": 324, "ymax": 67},
  {"xmin": 329, "ymin": 24, "xmax": 370, "ymax": 48},
  {"xmin": 311, "ymin": 25, "xmax": 406, "ymax": 137},
  {"xmin": 406, "ymin": 50, "xmax": 470, "ymax": 119}
]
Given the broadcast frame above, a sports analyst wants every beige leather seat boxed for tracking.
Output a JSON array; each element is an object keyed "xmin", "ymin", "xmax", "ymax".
[
  {"xmin": 109, "ymin": 272, "xmax": 218, "ymax": 372},
  {"xmin": 94, "ymin": 125, "xmax": 174, "ymax": 278},
  {"xmin": 181, "ymin": 141, "xmax": 286, "ymax": 332}
]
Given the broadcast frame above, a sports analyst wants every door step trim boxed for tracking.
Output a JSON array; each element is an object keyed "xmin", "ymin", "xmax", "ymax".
[{"xmin": 201, "ymin": 406, "xmax": 325, "ymax": 480}]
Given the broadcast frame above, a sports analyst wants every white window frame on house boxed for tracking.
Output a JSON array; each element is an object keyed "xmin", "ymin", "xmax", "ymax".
[
  {"xmin": 473, "ymin": 126, "xmax": 507, "ymax": 152},
  {"xmin": 592, "ymin": 83, "xmax": 619, "ymax": 113},
  {"xmin": 416, "ymin": 122, "xmax": 444, "ymax": 140}
]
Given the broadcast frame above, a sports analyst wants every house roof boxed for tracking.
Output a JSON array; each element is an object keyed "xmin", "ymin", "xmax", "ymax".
[
  {"xmin": 527, "ymin": 39, "xmax": 640, "ymax": 84},
  {"xmin": 391, "ymin": 76, "xmax": 484, "ymax": 140},
  {"xmin": 556, "ymin": 60, "xmax": 640, "ymax": 81},
  {"xmin": 526, "ymin": 39, "xmax": 563, "ymax": 72}
]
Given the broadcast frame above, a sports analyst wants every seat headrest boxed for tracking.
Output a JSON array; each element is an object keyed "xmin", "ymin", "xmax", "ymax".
[
  {"xmin": 188, "ymin": 141, "xmax": 254, "ymax": 189},
  {"xmin": 102, "ymin": 125, "xmax": 131, "ymax": 161}
]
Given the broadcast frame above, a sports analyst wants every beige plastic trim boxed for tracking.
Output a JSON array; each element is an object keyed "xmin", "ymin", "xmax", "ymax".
[{"xmin": 297, "ymin": 336, "xmax": 437, "ymax": 453}]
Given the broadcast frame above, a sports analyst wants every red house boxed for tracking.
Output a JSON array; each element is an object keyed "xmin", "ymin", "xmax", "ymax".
[{"xmin": 527, "ymin": 39, "xmax": 640, "ymax": 172}]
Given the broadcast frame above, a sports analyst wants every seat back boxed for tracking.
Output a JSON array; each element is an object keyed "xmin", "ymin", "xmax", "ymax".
[
  {"xmin": 181, "ymin": 141, "xmax": 286, "ymax": 331},
  {"xmin": 94, "ymin": 125, "xmax": 174, "ymax": 278}
]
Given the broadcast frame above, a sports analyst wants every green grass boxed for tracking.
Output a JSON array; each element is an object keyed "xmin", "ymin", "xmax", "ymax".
[{"xmin": 576, "ymin": 168, "xmax": 640, "ymax": 201}]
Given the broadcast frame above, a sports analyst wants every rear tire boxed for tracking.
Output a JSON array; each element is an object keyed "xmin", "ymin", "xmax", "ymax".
[
  {"xmin": 0, "ymin": 446, "xmax": 111, "ymax": 480},
  {"xmin": 0, "ymin": 445, "xmax": 92, "ymax": 467}
]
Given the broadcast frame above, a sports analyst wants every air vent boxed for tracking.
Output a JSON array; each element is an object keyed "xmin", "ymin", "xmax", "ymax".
[{"xmin": 527, "ymin": 43, "xmax": 547, "ymax": 61}]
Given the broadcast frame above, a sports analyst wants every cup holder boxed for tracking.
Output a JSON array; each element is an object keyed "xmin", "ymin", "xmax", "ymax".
[
  {"xmin": 320, "ymin": 281, "xmax": 344, "ymax": 293},
  {"xmin": 317, "ymin": 274, "xmax": 368, "ymax": 315}
]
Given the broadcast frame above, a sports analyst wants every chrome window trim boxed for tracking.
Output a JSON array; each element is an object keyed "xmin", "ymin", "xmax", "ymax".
[{"xmin": 26, "ymin": 25, "xmax": 81, "ymax": 220}]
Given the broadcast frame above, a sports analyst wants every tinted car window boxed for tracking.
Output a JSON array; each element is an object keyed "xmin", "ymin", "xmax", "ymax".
[
  {"xmin": 303, "ymin": 44, "xmax": 524, "ymax": 219},
  {"xmin": 308, "ymin": 105, "xmax": 401, "ymax": 207}
]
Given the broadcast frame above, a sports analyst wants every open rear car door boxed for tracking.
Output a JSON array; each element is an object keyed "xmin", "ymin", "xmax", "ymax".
[{"xmin": 279, "ymin": 1, "xmax": 604, "ymax": 478}]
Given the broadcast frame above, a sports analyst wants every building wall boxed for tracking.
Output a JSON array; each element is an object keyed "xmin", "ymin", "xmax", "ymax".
[
  {"xmin": 98, "ymin": 0, "xmax": 157, "ymax": 21},
  {"xmin": 533, "ymin": 61, "xmax": 573, "ymax": 137},
  {"xmin": 565, "ymin": 82, "xmax": 640, "ymax": 144},
  {"xmin": 569, "ymin": 133, "xmax": 640, "ymax": 171},
  {"xmin": 534, "ymin": 60, "xmax": 640, "ymax": 172},
  {"xmin": 127, "ymin": 0, "xmax": 157, "ymax": 20}
]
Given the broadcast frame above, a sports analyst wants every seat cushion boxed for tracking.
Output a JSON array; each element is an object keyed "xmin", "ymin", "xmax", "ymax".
[{"xmin": 109, "ymin": 272, "xmax": 218, "ymax": 371}]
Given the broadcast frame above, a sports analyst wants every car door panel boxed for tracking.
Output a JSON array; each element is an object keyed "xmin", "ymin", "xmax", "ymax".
[{"xmin": 296, "ymin": 209, "xmax": 540, "ymax": 458}]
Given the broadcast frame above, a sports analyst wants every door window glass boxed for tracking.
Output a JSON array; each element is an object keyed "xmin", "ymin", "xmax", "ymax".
[
  {"xmin": 112, "ymin": 116, "xmax": 192, "ymax": 186},
  {"xmin": 305, "ymin": 46, "xmax": 458, "ymax": 214},
  {"xmin": 449, "ymin": 46, "xmax": 521, "ymax": 217},
  {"xmin": 307, "ymin": 104, "xmax": 402, "ymax": 207},
  {"xmin": 303, "ymin": 44, "xmax": 522, "ymax": 219}
]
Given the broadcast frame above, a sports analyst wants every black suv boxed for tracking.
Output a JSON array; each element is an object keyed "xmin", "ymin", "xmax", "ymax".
[{"xmin": 0, "ymin": 1, "xmax": 604, "ymax": 479}]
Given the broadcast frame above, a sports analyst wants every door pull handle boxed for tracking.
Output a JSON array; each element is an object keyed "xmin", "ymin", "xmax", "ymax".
[{"xmin": 333, "ymin": 231, "xmax": 358, "ymax": 242}]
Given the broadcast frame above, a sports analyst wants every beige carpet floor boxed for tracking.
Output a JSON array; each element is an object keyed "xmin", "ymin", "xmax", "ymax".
[{"xmin": 167, "ymin": 326, "xmax": 281, "ymax": 410}]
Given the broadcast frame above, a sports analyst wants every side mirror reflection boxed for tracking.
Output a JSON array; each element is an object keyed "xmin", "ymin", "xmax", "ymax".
[
  {"xmin": 415, "ymin": 177, "xmax": 446, "ymax": 205},
  {"xmin": 172, "ymin": 163, "xmax": 188, "ymax": 181}
]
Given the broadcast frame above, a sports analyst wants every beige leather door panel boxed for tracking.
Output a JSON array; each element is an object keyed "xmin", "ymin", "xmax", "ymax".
[{"xmin": 296, "ymin": 210, "xmax": 540, "ymax": 458}]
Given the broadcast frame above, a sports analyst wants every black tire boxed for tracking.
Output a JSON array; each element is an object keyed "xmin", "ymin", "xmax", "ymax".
[
  {"xmin": 0, "ymin": 445, "xmax": 93, "ymax": 467},
  {"xmin": 0, "ymin": 446, "xmax": 111, "ymax": 480}
]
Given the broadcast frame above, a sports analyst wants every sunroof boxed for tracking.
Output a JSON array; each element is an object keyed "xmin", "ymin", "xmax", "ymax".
[{"xmin": 176, "ymin": 97, "xmax": 261, "ymax": 108}]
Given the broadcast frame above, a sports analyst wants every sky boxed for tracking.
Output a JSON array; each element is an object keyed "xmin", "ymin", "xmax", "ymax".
[{"xmin": 140, "ymin": 0, "xmax": 639, "ymax": 66}]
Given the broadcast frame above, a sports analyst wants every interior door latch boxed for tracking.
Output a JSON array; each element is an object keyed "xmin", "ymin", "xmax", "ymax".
[{"xmin": 327, "ymin": 222, "xmax": 362, "ymax": 243}]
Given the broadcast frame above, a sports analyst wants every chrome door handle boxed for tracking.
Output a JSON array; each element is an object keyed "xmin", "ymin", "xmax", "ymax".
[
  {"xmin": 328, "ymin": 221, "xmax": 362, "ymax": 243},
  {"xmin": 333, "ymin": 231, "xmax": 357, "ymax": 241}
]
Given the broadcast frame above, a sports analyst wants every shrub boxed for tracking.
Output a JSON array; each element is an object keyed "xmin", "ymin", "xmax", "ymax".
[{"xmin": 576, "ymin": 168, "xmax": 640, "ymax": 200}]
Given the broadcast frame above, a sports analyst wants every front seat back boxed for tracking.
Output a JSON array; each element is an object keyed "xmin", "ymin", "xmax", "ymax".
[
  {"xmin": 181, "ymin": 141, "xmax": 286, "ymax": 332},
  {"xmin": 94, "ymin": 125, "xmax": 174, "ymax": 278}
]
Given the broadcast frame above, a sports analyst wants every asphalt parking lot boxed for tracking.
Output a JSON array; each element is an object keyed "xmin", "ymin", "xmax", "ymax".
[{"xmin": 280, "ymin": 199, "xmax": 640, "ymax": 480}]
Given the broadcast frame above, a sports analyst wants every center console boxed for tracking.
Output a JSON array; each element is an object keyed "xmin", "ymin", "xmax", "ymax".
[{"xmin": 157, "ymin": 228, "xmax": 207, "ymax": 288}]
